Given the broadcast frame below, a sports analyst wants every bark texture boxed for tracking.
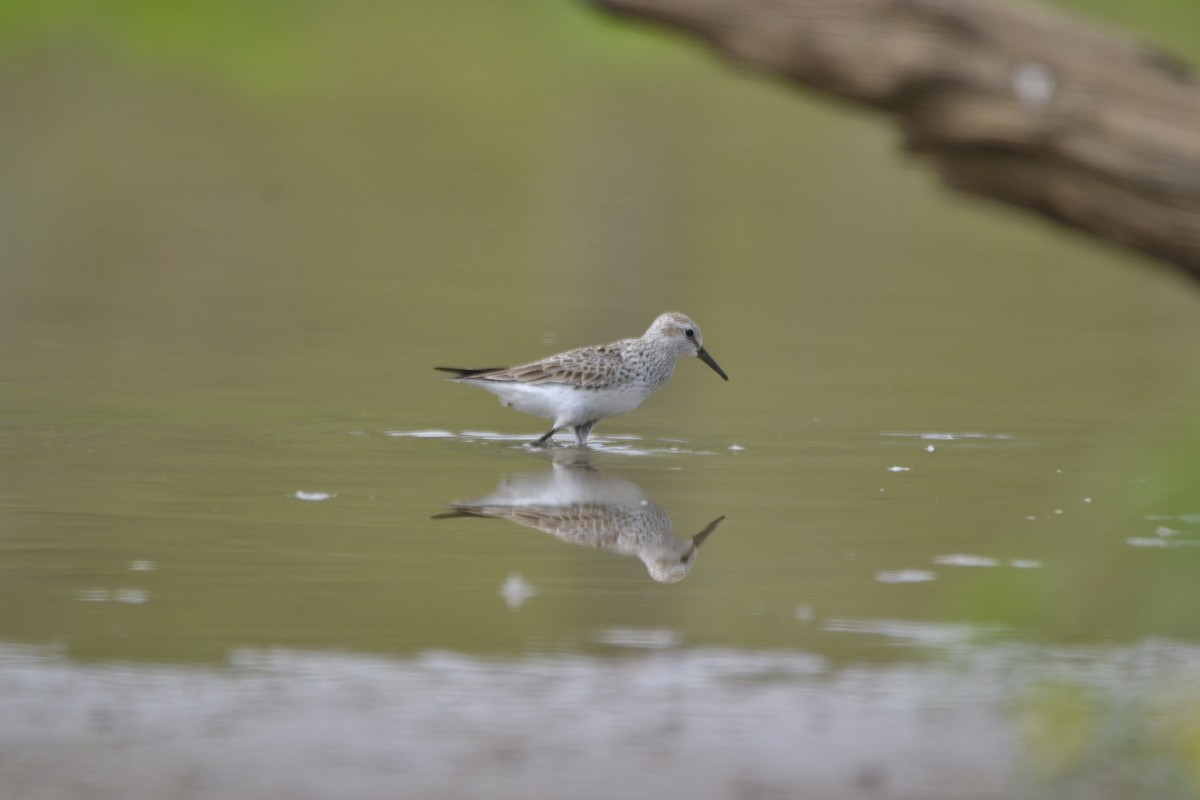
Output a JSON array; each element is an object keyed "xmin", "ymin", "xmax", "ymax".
[{"xmin": 592, "ymin": 0, "xmax": 1200, "ymax": 279}]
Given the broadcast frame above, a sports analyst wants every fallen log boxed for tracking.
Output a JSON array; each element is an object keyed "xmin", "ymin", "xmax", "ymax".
[{"xmin": 590, "ymin": 0, "xmax": 1200, "ymax": 280}]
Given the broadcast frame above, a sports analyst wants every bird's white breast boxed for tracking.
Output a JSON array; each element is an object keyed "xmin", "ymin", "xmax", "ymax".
[{"xmin": 473, "ymin": 380, "xmax": 651, "ymax": 426}]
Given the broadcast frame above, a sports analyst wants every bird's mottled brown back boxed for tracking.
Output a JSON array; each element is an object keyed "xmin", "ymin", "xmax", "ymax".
[{"xmin": 470, "ymin": 342, "xmax": 631, "ymax": 389}]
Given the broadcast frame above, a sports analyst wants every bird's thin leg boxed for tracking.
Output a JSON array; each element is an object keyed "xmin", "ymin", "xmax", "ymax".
[
  {"xmin": 533, "ymin": 427, "xmax": 560, "ymax": 447},
  {"xmin": 572, "ymin": 421, "xmax": 596, "ymax": 447}
]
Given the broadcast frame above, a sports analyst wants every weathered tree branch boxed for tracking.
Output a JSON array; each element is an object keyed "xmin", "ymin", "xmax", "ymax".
[{"xmin": 590, "ymin": 0, "xmax": 1200, "ymax": 280}]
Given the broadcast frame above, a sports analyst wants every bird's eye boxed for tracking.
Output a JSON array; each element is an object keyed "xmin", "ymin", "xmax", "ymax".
[{"xmin": 684, "ymin": 329, "xmax": 695, "ymax": 339}]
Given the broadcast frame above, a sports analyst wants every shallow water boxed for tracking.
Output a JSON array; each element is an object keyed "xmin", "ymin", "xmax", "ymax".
[{"xmin": 3, "ymin": 2, "xmax": 1200, "ymax": 798}]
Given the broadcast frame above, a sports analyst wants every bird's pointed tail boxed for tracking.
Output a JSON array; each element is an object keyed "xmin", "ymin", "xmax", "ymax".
[{"xmin": 434, "ymin": 366, "xmax": 507, "ymax": 379}]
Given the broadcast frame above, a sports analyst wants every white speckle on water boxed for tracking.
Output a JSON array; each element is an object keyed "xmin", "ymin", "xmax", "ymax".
[
  {"xmin": 597, "ymin": 628, "xmax": 682, "ymax": 649},
  {"xmin": 115, "ymin": 589, "xmax": 149, "ymax": 605},
  {"xmin": 76, "ymin": 588, "xmax": 150, "ymax": 604},
  {"xmin": 500, "ymin": 573, "xmax": 537, "ymax": 610},
  {"xmin": 875, "ymin": 570, "xmax": 937, "ymax": 584},
  {"xmin": 462, "ymin": 430, "xmax": 535, "ymax": 442},
  {"xmin": 1054, "ymin": 509, "xmax": 1063, "ymax": 515},
  {"xmin": 881, "ymin": 432, "xmax": 1013, "ymax": 442},
  {"xmin": 822, "ymin": 618, "xmax": 989, "ymax": 647},
  {"xmin": 925, "ymin": 445, "xmax": 936, "ymax": 453},
  {"xmin": 128, "ymin": 560, "xmax": 156, "ymax": 572},
  {"xmin": 1083, "ymin": 498, "xmax": 1093, "ymax": 504},
  {"xmin": 384, "ymin": 430, "xmax": 455, "ymax": 438},
  {"xmin": 1156, "ymin": 526, "xmax": 1178, "ymax": 537},
  {"xmin": 1009, "ymin": 559, "xmax": 1042, "ymax": 569},
  {"xmin": 934, "ymin": 554, "xmax": 999, "ymax": 568},
  {"xmin": 729, "ymin": 444, "xmax": 745, "ymax": 452},
  {"xmin": 295, "ymin": 491, "xmax": 335, "ymax": 502},
  {"xmin": 1026, "ymin": 515, "xmax": 1038, "ymax": 521},
  {"xmin": 1127, "ymin": 537, "xmax": 1173, "ymax": 548},
  {"xmin": 887, "ymin": 466, "xmax": 910, "ymax": 473},
  {"xmin": 794, "ymin": 605, "xmax": 815, "ymax": 622}
]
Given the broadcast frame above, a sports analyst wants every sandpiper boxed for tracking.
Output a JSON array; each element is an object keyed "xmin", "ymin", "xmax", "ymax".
[{"xmin": 435, "ymin": 311, "xmax": 728, "ymax": 446}]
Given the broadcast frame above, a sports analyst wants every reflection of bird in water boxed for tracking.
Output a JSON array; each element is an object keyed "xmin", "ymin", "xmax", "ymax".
[{"xmin": 434, "ymin": 454, "xmax": 723, "ymax": 583}]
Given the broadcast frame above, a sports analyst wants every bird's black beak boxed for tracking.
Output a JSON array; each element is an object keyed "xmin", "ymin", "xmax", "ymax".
[
  {"xmin": 693, "ymin": 515, "xmax": 725, "ymax": 547},
  {"xmin": 697, "ymin": 347, "xmax": 729, "ymax": 381}
]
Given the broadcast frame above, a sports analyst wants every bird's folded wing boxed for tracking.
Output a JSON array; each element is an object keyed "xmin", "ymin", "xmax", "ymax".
[{"xmin": 477, "ymin": 345, "xmax": 624, "ymax": 389}]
